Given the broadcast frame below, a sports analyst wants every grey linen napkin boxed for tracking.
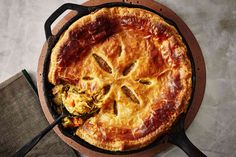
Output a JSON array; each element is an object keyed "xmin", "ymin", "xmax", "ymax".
[{"xmin": 0, "ymin": 70, "xmax": 79, "ymax": 157}]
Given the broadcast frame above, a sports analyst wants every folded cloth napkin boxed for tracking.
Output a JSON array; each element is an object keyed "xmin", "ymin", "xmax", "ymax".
[{"xmin": 0, "ymin": 70, "xmax": 80, "ymax": 157}]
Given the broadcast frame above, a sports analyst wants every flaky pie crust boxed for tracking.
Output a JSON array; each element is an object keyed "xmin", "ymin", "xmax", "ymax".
[{"xmin": 48, "ymin": 7, "xmax": 192, "ymax": 151}]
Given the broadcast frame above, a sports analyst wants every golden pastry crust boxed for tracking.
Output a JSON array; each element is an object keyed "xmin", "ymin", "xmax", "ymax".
[{"xmin": 48, "ymin": 7, "xmax": 192, "ymax": 151}]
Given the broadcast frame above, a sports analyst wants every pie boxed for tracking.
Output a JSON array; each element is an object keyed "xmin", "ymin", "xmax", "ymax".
[{"xmin": 48, "ymin": 7, "xmax": 192, "ymax": 151}]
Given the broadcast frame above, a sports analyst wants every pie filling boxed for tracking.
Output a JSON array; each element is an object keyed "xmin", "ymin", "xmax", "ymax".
[{"xmin": 49, "ymin": 7, "xmax": 192, "ymax": 151}]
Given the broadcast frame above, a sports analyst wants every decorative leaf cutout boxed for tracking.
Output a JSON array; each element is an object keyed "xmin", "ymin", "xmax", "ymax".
[
  {"xmin": 123, "ymin": 62, "xmax": 135, "ymax": 76},
  {"xmin": 121, "ymin": 86, "xmax": 140, "ymax": 104},
  {"xmin": 113, "ymin": 101, "xmax": 118, "ymax": 115},
  {"xmin": 92, "ymin": 54, "xmax": 112, "ymax": 73}
]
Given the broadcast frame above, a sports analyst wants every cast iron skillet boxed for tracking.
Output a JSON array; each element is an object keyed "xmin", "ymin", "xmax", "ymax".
[{"xmin": 42, "ymin": 2, "xmax": 206, "ymax": 157}]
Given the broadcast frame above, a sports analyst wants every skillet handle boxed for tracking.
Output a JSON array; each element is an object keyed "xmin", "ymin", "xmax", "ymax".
[
  {"xmin": 44, "ymin": 3, "xmax": 89, "ymax": 39},
  {"xmin": 169, "ymin": 129, "xmax": 207, "ymax": 157},
  {"xmin": 168, "ymin": 115, "xmax": 207, "ymax": 157}
]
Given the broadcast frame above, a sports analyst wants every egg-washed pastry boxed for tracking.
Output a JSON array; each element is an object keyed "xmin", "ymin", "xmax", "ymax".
[{"xmin": 49, "ymin": 7, "xmax": 192, "ymax": 151}]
